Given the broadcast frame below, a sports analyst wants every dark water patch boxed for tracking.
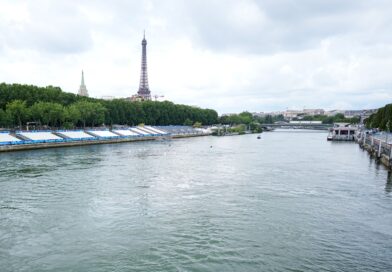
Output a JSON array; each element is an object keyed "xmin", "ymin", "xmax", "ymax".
[
  {"xmin": 0, "ymin": 205, "xmax": 35, "ymax": 215},
  {"xmin": 0, "ymin": 166, "xmax": 52, "ymax": 179}
]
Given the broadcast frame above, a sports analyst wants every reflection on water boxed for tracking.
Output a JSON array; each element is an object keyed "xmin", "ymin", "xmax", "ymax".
[
  {"xmin": 0, "ymin": 131, "xmax": 392, "ymax": 272},
  {"xmin": 386, "ymin": 171, "xmax": 392, "ymax": 194}
]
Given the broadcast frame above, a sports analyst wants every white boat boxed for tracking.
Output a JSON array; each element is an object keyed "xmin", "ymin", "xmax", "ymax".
[{"xmin": 327, "ymin": 123, "xmax": 357, "ymax": 141}]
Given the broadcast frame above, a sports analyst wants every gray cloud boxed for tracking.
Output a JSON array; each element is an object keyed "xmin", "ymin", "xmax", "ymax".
[
  {"xmin": 173, "ymin": 0, "xmax": 376, "ymax": 54},
  {"xmin": 1, "ymin": 1, "xmax": 93, "ymax": 54},
  {"xmin": 0, "ymin": 0, "xmax": 392, "ymax": 113}
]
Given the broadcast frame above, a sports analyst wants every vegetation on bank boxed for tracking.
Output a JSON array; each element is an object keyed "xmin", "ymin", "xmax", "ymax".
[
  {"xmin": 219, "ymin": 112, "xmax": 263, "ymax": 133},
  {"xmin": 365, "ymin": 104, "xmax": 392, "ymax": 130},
  {"xmin": 0, "ymin": 83, "xmax": 218, "ymax": 129},
  {"xmin": 218, "ymin": 111, "xmax": 360, "ymax": 134},
  {"xmin": 220, "ymin": 111, "xmax": 359, "ymax": 126},
  {"xmin": 212, "ymin": 124, "xmax": 252, "ymax": 136},
  {"xmin": 220, "ymin": 111, "xmax": 284, "ymax": 125}
]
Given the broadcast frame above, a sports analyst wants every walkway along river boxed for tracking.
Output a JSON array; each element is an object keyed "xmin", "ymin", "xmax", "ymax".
[
  {"xmin": 0, "ymin": 130, "xmax": 391, "ymax": 271},
  {"xmin": 357, "ymin": 131, "xmax": 392, "ymax": 169}
]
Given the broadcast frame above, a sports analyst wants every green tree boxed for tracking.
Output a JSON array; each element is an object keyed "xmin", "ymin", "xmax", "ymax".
[
  {"xmin": 184, "ymin": 118, "xmax": 193, "ymax": 126},
  {"xmin": 30, "ymin": 102, "xmax": 65, "ymax": 127},
  {"xmin": 0, "ymin": 109, "xmax": 5, "ymax": 127},
  {"xmin": 264, "ymin": 115, "xmax": 273, "ymax": 124},
  {"xmin": 302, "ymin": 115, "xmax": 314, "ymax": 121},
  {"xmin": 0, "ymin": 83, "xmax": 219, "ymax": 127},
  {"xmin": 89, "ymin": 103, "xmax": 106, "ymax": 127},
  {"xmin": 6, "ymin": 100, "xmax": 29, "ymax": 128},
  {"xmin": 238, "ymin": 112, "xmax": 253, "ymax": 124},
  {"xmin": 322, "ymin": 116, "xmax": 335, "ymax": 124},
  {"xmin": 73, "ymin": 101, "xmax": 106, "ymax": 127},
  {"xmin": 48, "ymin": 103, "xmax": 65, "ymax": 127},
  {"xmin": 250, "ymin": 121, "xmax": 262, "ymax": 133},
  {"xmin": 0, "ymin": 108, "xmax": 11, "ymax": 128},
  {"xmin": 64, "ymin": 104, "xmax": 81, "ymax": 127},
  {"xmin": 364, "ymin": 114, "xmax": 374, "ymax": 129},
  {"xmin": 230, "ymin": 124, "xmax": 246, "ymax": 134},
  {"xmin": 193, "ymin": 121, "xmax": 202, "ymax": 128}
]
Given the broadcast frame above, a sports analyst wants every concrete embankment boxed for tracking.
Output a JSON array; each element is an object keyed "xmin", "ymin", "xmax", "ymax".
[{"xmin": 357, "ymin": 132, "xmax": 392, "ymax": 169}]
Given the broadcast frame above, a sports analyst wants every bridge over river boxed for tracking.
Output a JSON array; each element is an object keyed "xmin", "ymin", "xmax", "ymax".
[{"xmin": 263, "ymin": 123, "xmax": 332, "ymax": 130}]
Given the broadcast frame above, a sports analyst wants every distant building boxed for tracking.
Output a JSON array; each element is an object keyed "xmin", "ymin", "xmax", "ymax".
[
  {"xmin": 343, "ymin": 110, "xmax": 363, "ymax": 118},
  {"xmin": 78, "ymin": 70, "xmax": 89, "ymax": 97},
  {"xmin": 302, "ymin": 109, "xmax": 325, "ymax": 116},
  {"xmin": 131, "ymin": 32, "xmax": 151, "ymax": 101},
  {"xmin": 101, "ymin": 96, "xmax": 115, "ymax": 101},
  {"xmin": 252, "ymin": 111, "xmax": 284, "ymax": 117},
  {"xmin": 269, "ymin": 111, "xmax": 284, "ymax": 116},
  {"xmin": 252, "ymin": 112, "xmax": 265, "ymax": 117},
  {"xmin": 360, "ymin": 109, "xmax": 378, "ymax": 123},
  {"xmin": 283, "ymin": 110, "xmax": 301, "ymax": 119},
  {"xmin": 285, "ymin": 109, "xmax": 325, "ymax": 119},
  {"xmin": 325, "ymin": 110, "xmax": 345, "ymax": 116}
]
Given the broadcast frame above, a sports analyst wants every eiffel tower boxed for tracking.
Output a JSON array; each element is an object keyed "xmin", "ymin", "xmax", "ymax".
[{"xmin": 137, "ymin": 31, "xmax": 151, "ymax": 100}]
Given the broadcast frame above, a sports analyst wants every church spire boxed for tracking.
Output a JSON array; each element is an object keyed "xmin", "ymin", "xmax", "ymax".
[
  {"xmin": 78, "ymin": 70, "xmax": 89, "ymax": 97},
  {"xmin": 81, "ymin": 70, "xmax": 85, "ymax": 86}
]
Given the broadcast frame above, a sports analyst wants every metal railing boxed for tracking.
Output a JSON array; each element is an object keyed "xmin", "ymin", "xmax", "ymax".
[{"xmin": 359, "ymin": 132, "xmax": 392, "ymax": 158}]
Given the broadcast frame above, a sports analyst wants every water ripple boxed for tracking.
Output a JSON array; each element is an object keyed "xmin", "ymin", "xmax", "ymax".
[{"xmin": 1, "ymin": 132, "xmax": 392, "ymax": 271}]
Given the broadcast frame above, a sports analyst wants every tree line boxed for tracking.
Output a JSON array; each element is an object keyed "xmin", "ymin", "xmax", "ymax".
[
  {"xmin": 365, "ymin": 104, "xmax": 392, "ymax": 130},
  {"xmin": 0, "ymin": 83, "xmax": 218, "ymax": 129},
  {"xmin": 219, "ymin": 112, "xmax": 264, "ymax": 133},
  {"xmin": 219, "ymin": 112, "xmax": 284, "ymax": 125},
  {"xmin": 219, "ymin": 111, "xmax": 359, "ymax": 125}
]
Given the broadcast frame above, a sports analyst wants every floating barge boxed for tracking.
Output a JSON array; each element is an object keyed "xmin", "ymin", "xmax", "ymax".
[
  {"xmin": 0, "ymin": 126, "xmax": 211, "ymax": 152},
  {"xmin": 327, "ymin": 123, "xmax": 357, "ymax": 141}
]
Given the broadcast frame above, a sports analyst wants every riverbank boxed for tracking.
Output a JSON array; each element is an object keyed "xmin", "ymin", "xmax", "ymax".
[{"xmin": 357, "ymin": 131, "xmax": 392, "ymax": 169}]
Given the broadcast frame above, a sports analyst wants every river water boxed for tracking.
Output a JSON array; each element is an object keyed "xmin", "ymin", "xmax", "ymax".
[{"xmin": 1, "ymin": 130, "xmax": 391, "ymax": 271}]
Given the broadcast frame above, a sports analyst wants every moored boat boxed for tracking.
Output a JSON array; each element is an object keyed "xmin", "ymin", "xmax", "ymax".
[{"xmin": 327, "ymin": 123, "xmax": 357, "ymax": 141}]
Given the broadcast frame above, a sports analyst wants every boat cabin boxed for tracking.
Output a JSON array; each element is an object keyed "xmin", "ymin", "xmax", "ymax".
[{"xmin": 327, "ymin": 123, "xmax": 357, "ymax": 141}]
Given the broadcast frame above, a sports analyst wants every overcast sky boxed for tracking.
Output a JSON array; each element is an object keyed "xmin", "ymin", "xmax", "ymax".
[{"xmin": 0, "ymin": 0, "xmax": 392, "ymax": 114}]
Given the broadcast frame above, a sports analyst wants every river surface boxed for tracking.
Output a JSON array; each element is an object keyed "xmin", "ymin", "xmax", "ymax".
[{"xmin": 1, "ymin": 130, "xmax": 392, "ymax": 271}]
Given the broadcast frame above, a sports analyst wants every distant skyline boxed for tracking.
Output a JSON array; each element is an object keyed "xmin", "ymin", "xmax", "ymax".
[{"xmin": 0, "ymin": 0, "xmax": 392, "ymax": 114}]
